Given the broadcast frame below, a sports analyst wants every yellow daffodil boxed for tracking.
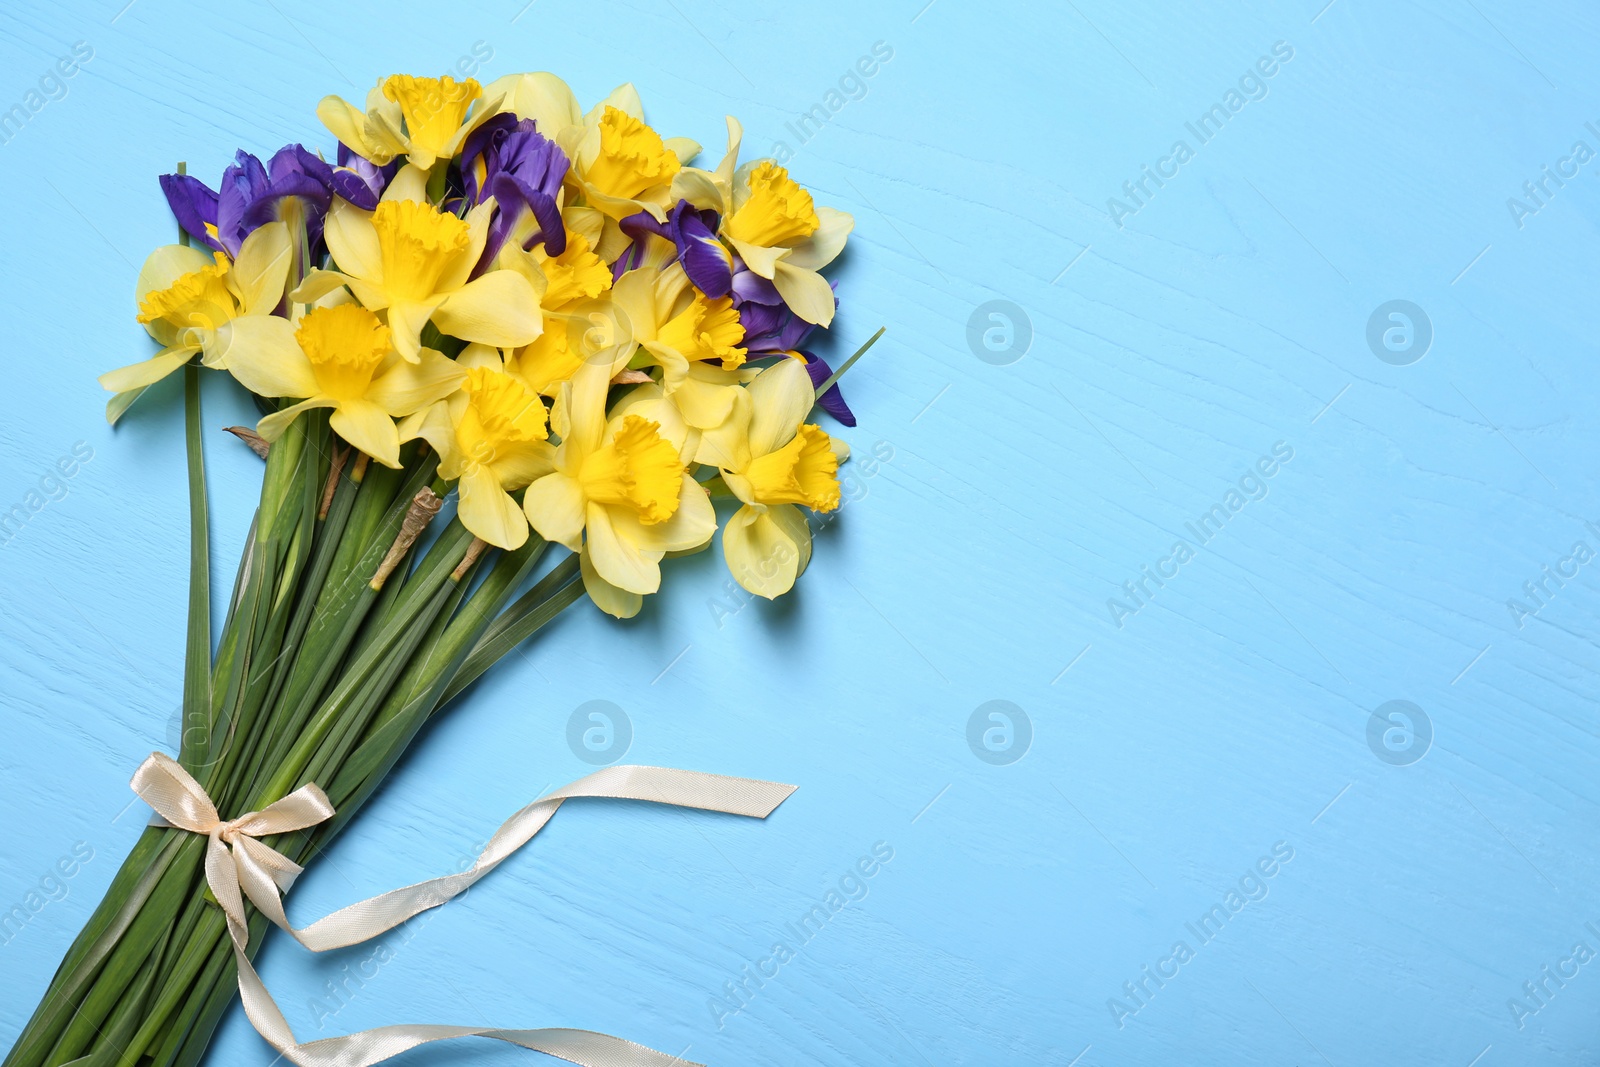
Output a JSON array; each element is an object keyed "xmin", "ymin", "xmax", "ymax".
[
  {"xmin": 657, "ymin": 288, "xmax": 747, "ymax": 371},
  {"xmin": 213, "ymin": 302, "xmax": 463, "ymax": 468},
  {"xmin": 583, "ymin": 106, "xmax": 681, "ymax": 212},
  {"xmin": 292, "ymin": 168, "xmax": 541, "ymax": 363},
  {"xmin": 605, "ymin": 263, "xmax": 750, "ymax": 446},
  {"xmin": 709, "ymin": 357, "xmax": 844, "ymax": 599},
  {"xmin": 676, "ymin": 118, "xmax": 852, "ymax": 326},
  {"xmin": 400, "ymin": 360, "xmax": 554, "ymax": 550},
  {"xmin": 318, "ymin": 75, "xmax": 499, "ymax": 170},
  {"xmin": 99, "ymin": 222, "xmax": 292, "ymax": 422},
  {"xmin": 558, "ymin": 85, "xmax": 699, "ymax": 259},
  {"xmin": 523, "ymin": 359, "xmax": 715, "ymax": 618},
  {"xmin": 504, "ymin": 230, "xmax": 616, "ymax": 396}
]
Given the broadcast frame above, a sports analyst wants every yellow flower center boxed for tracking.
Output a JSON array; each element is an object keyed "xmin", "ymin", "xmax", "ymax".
[
  {"xmin": 585, "ymin": 106, "xmax": 680, "ymax": 206},
  {"xmin": 743, "ymin": 424, "xmax": 839, "ymax": 511},
  {"xmin": 579, "ymin": 414, "xmax": 683, "ymax": 525},
  {"xmin": 540, "ymin": 232, "xmax": 613, "ymax": 309},
  {"xmin": 725, "ymin": 162, "xmax": 819, "ymax": 247},
  {"xmin": 658, "ymin": 293, "xmax": 747, "ymax": 370},
  {"xmin": 296, "ymin": 304, "xmax": 391, "ymax": 401},
  {"xmin": 136, "ymin": 253, "xmax": 239, "ymax": 332},
  {"xmin": 382, "ymin": 74, "xmax": 481, "ymax": 160},
  {"xmin": 456, "ymin": 366, "xmax": 549, "ymax": 475},
  {"xmin": 371, "ymin": 199, "xmax": 471, "ymax": 303}
]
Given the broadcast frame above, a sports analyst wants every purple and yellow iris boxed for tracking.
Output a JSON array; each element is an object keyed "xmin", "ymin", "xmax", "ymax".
[
  {"xmin": 461, "ymin": 114, "xmax": 569, "ymax": 271},
  {"xmin": 619, "ymin": 200, "xmax": 732, "ymax": 295},
  {"xmin": 160, "ymin": 145, "xmax": 334, "ymax": 259},
  {"xmin": 330, "ymin": 143, "xmax": 398, "ymax": 211}
]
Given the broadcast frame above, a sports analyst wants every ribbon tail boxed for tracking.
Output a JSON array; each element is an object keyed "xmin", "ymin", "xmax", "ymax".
[
  {"xmin": 281, "ymin": 765, "xmax": 796, "ymax": 953},
  {"xmin": 205, "ymin": 835, "xmax": 252, "ymax": 951},
  {"xmin": 231, "ymin": 934, "xmax": 706, "ymax": 1067}
]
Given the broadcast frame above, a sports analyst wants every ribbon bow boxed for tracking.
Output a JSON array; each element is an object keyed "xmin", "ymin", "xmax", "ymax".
[
  {"xmin": 128, "ymin": 751, "xmax": 796, "ymax": 1067},
  {"xmin": 132, "ymin": 753, "xmax": 334, "ymax": 954}
]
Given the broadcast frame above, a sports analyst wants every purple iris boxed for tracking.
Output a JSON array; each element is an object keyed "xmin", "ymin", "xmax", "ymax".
[
  {"xmin": 330, "ymin": 143, "xmax": 397, "ymax": 211},
  {"xmin": 461, "ymin": 114, "xmax": 569, "ymax": 272},
  {"xmin": 798, "ymin": 351, "xmax": 856, "ymax": 426},
  {"xmin": 620, "ymin": 200, "xmax": 732, "ymax": 295},
  {"xmin": 160, "ymin": 145, "xmax": 333, "ymax": 258},
  {"xmin": 732, "ymin": 263, "xmax": 854, "ymax": 426}
]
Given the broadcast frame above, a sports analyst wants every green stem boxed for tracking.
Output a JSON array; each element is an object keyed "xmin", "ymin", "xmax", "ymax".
[{"xmin": 178, "ymin": 365, "xmax": 211, "ymax": 777}]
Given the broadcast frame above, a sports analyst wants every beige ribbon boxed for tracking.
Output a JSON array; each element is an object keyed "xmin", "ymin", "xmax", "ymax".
[{"xmin": 130, "ymin": 751, "xmax": 796, "ymax": 1067}]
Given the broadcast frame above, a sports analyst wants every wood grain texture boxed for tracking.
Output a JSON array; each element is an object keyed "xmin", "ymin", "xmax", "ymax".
[{"xmin": 2, "ymin": 0, "xmax": 1599, "ymax": 1064}]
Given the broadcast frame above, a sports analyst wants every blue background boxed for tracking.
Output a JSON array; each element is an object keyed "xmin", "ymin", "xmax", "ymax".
[{"xmin": 3, "ymin": 1, "xmax": 1599, "ymax": 1064}]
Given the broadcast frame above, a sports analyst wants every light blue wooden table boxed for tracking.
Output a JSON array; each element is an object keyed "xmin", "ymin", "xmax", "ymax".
[{"xmin": 4, "ymin": 1, "xmax": 1599, "ymax": 1064}]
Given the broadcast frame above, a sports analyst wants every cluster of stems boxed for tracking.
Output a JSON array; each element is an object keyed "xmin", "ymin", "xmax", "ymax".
[{"xmin": 5, "ymin": 374, "xmax": 584, "ymax": 1067}]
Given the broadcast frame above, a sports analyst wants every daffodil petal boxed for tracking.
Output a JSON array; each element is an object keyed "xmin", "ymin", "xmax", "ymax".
[
  {"xmin": 436, "ymin": 200, "xmax": 496, "ymax": 293},
  {"xmin": 722, "ymin": 504, "xmax": 801, "ymax": 599},
  {"xmin": 565, "ymin": 360, "xmax": 612, "ymax": 457},
  {"xmin": 318, "ymin": 95, "xmax": 392, "ymax": 165},
  {"xmin": 445, "ymin": 91, "xmax": 505, "ymax": 161},
  {"xmin": 458, "ymin": 464, "xmax": 529, "ymax": 550},
  {"xmin": 483, "ymin": 72, "xmax": 582, "ymax": 136},
  {"xmin": 98, "ymin": 346, "xmax": 198, "ymax": 395},
  {"xmin": 491, "ymin": 441, "xmax": 555, "ymax": 490},
  {"xmin": 771, "ymin": 261, "xmax": 837, "ymax": 327},
  {"xmin": 324, "ymin": 199, "xmax": 382, "ymax": 284},
  {"xmin": 643, "ymin": 476, "xmax": 720, "ymax": 556},
  {"xmin": 381, "ymin": 162, "xmax": 430, "ymax": 205},
  {"xmin": 670, "ymin": 168, "xmax": 725, "ymax": 213},
  {"xmin": 584, "ymin": 502, "xmax": 659, "ymax": 595},
  {"xmin": 602, "ymin": 481, "xmax": 713, "ymax": 558},
  {"xmin": 457, "ymin": 343, "xmax": 506, "ymax": 371},
  {"xmin": 258, "ymin": 397, "xmax": 336, "ymax": 441},
  {"xmin": 785, "ymin": 206, "xmax": 854, "ymax": 270},
  {"xmin": 524, "ymin": 472, "xmax": 586, "ymax": 550},
  {"xmin": 331, "ymin": 399, "xmax": 402, "ymax": 468},
  {"xmin": 580, "ymin": 545, "xmax": 643, "ymax": 619},
  {"xmin": 668, "ymin": 368, "xmax": 746, "ymax": 436},
  {"xmin": 745, "ymin": 356, "xmax": 813, "ymax": 457},
  {"xmin": 433, "ymin": 270, "xmax": 541, "ymax": 349},
  {"xmin": 597, "ymin": 83, "xmax": 644, "ymax": 121},
  {"xmin": 729, "ymin": 238, "xmax": 784, "ymax": 280},
  {"xmin": 715, "ymin": 116, "xmax": 743, "ymax": 188},
  {"xmin": 106, "ymin": 387, "xmax": 148, "ymax": 425},
  {"xmin": 397, "ymin": 400, "xmax": 456, "ymax": 465},
  {"xmin": 212, "ymin": 316, "xmax": 315, "ymax": 397},
  {"xmin": 231, "ymin": 221, "xmax": 292, "ymax": 315},
  {"xmin": 664, "ymin": 136, "xmax": 701, "ymax": 165},
  {"xmin": 766, "ymin": 500, "xmax": 813, "ymax": 577},
  {"xmin": 291, "ymin": 268, "xmax": 355, "ymax": 306},
  {"xmin": 387, "ymin": 300, "xmax": 445, "ymax": 363},
  {"xmin": 366, "ymin": 347, "xmax": 466, "ymax": 415},
  {"xmin": 564, "ymin": 205, "xmax": 605, "ymax": 249}
]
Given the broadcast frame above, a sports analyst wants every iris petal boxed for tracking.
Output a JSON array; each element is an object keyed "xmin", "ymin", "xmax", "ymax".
[{"xmin": 158, "ymin": 174, "xmax": 223, "ymax": 252}]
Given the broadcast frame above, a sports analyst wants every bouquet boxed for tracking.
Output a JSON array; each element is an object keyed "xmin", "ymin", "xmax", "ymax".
[{"xmin": 6, "ymin": 70, "xmax": 876, "ymax": 1067}]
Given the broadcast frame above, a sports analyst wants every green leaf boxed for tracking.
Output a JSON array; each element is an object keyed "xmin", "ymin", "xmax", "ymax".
[
  {"xmin": 440, "ymin": 553, "xmax": 583, "ymax": 707},
  {"xmin": 178, "ymin": 364, "xmax": 211, "ymax": 777},
  {"xmin": 814, "ymin": 326, "xmax": 884, "ymax": 401}
]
